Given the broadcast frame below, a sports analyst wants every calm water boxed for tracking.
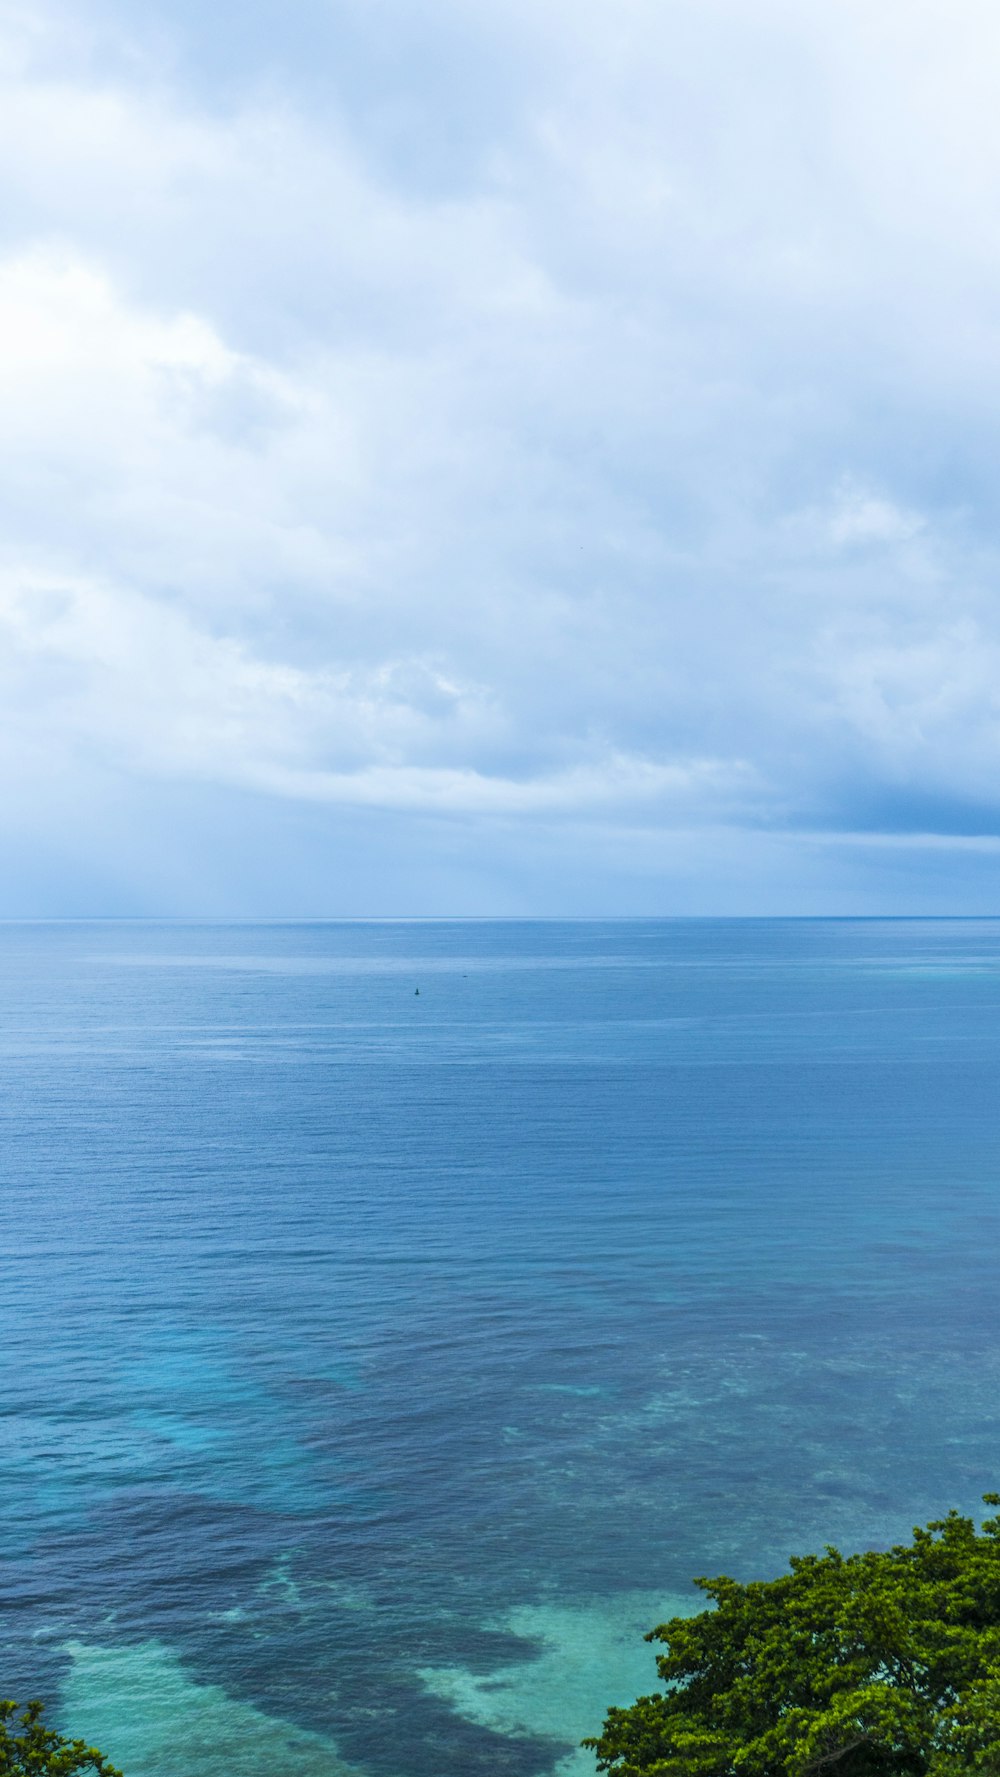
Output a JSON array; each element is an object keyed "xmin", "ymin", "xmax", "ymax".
[{"xmin": 3, "ymin": 919, "xmax": 1000, "ymax": 1776}]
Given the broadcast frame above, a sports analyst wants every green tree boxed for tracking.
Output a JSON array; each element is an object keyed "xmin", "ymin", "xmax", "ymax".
[
  {"xmin": 0, "ymin": 1702, "xmax": 121, "ymax": 1776},
  {"xmin": 587, "ymin": 1497, "xmax": 1000, "ymax": 1777}
]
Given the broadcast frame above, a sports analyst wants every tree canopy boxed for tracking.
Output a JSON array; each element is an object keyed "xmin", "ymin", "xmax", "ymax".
[
  {"xmin": 587, "ymin": 1497, "xmax": 1000, "ymax": 1777},
  {"xmin": 0, "ymin": 1702, "xmax": 121, "ymax": 1777}
]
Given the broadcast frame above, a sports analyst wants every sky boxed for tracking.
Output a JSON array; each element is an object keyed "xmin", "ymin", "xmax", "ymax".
[{"xmin": 4, "ymin": 0, "xmax": 1000, "ymax": 914}]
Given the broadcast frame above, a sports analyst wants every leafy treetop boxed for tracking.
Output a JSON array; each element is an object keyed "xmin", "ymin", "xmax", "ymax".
[
  {"xmin": 0, "ymin": 1702, "xmax": 121, "ymax": 1777},
  {"xmin": 587, "ymin": 1496, "xmax": 1000, "ymax": 1777}
]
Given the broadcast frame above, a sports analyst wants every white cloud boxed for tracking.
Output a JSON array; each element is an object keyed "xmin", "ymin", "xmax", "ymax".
[
  {"xmin": 0, "ymin": 562, "xmax": 752, "ymax": 817},
  {"xmin": 2, "ymin": 0, "xmax": 1000, "ymax": 906},
  {"xmin": 826, "ymin": 482, "xmax": 924, "ymax": 549}
]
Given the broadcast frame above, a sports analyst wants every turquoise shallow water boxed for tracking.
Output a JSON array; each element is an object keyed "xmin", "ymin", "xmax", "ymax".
[{"xmin": 3, "ymin": 918, "xmax": 1000, "ymax": 1774}]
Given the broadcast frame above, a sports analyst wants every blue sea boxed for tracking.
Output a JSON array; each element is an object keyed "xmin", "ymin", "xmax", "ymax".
[{"xmin": 3, "ymin": 919, "xmax": 1000, "ymax": 1776}]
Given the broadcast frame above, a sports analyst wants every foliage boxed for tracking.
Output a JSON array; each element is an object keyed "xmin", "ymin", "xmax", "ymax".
[
  {"xmin": 0, "ymin": 1702, "xmax": 121, "ymax": 1777},
  {"xmin": 586, "ymin": 1496, "xmax": 1000, "ymax": 1777}
]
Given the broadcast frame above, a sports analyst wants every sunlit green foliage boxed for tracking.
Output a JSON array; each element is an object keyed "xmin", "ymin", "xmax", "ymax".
[
  {"xmin": 0, "ymin": 1701, "xmax": 121, "ymax": 1776},
  {"xmin": 587, "ymin": 1496, "xmax": 1000, "ymax": 1777}
]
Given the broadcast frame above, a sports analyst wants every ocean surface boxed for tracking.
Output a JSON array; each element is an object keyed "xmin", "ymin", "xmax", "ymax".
[{"xmin": 3, "ymin": 919, "xmax": 1000, "ymax": 1776}]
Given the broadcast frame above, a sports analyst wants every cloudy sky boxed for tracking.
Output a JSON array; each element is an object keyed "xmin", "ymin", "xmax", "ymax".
[{"xmin": 4, "ymin": 0, "xmax": 1000, "ymax": 913}]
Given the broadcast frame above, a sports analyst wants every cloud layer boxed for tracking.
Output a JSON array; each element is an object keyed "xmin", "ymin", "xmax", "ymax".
[{"xmin": 4, "ymin": 0, "xmax": 1000, "ymax": 911}]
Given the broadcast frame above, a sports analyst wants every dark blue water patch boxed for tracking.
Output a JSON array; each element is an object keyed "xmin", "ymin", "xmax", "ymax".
[{"xmin": 3, "ymin": 920, "xmax": 1000, "ymax": 1776}]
